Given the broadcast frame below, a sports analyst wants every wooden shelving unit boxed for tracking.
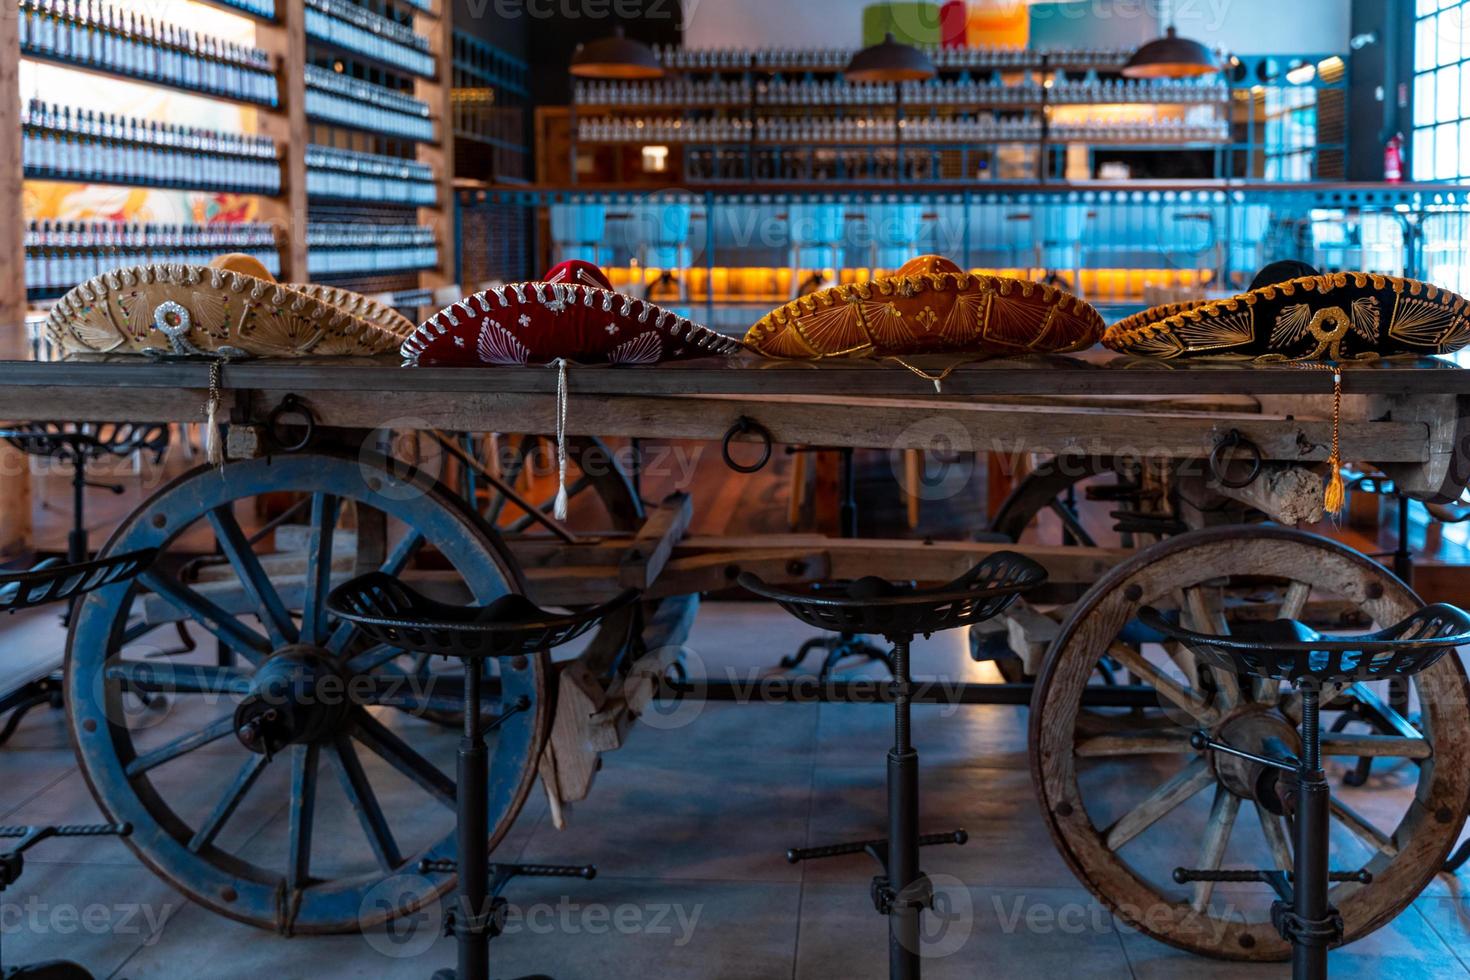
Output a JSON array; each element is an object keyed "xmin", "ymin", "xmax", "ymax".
[
  {"xmin": 11, "ymin": 0, "xmax": 457, "ymax": 295},
  {"xmin": 558, "ymin": 46, "xmax": 1232, "ymax": 186}
]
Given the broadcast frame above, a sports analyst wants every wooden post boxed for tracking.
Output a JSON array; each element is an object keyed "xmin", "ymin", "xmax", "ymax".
[
  {"xmin": 254, "ymin": 8, "xmax": 307, "ymax": 283},
  {"xmin": 0, "ymin": 12, "xmax": 33, "ymax": 559},
  {"xmin": 417, "ymin": 1, "xmax": 456, "ymax": 292}
]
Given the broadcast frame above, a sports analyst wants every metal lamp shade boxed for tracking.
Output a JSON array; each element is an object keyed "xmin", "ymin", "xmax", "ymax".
[
  {"xmin": 845, "ymin": 32, "xmax": 937, "ymax": 82},
  {"xmin": 569, "ymin": 27, "xmax": 665, "ymax": 79},
  {"xmin": 1122, "ymin": 26, "xmax": 1220, "ymax": 79}
]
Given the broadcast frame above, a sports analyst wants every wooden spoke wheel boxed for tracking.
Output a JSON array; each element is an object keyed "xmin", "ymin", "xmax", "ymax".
[
  {"xmin": 65, "ymin": 451, "xmax": 547, "ymax": 934},
  {"xmin": 990, "ymin": 454, "xmax": 1126, "ymax": 548},
  {"xmin": 478, "ymin": 433, "xmax": 643, "ymax": 536},
  {"xmin": 1030, "ymin": 525, "xmax": 1470, "ymax": 960}
]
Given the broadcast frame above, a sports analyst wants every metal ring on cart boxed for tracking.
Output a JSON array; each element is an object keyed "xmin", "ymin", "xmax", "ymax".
[
  {"xmin": 1208, "ymin": 428, "xmax": 1262, "ymax": 490},
  {"xmin": 267, "ymin": 394, "xmax": 317, "ymax": 453},
  {"xmin": 722, "ymin": 416, "xmax": 773, "ymax": 473}
]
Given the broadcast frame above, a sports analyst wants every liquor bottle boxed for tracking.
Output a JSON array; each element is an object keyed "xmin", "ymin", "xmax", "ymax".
[
  {"xmin": 25, "ymin": 219, "xmax": 281, "ymax": 292},
  {"xmin": 21, "ymin": 100, "xmax": 281, "ymax": 193},
  {"xmin": 18, "ymin": 0, "xmax": 278, "ymax": 106}
]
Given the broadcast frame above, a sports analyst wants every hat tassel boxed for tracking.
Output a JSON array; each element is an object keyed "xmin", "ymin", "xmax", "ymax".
[
  {"xmin": 1292, "ymin": 363, "xmax": 1345, "ymax": 514},
  {"xmin": 1322, "ymin": 366, "xmax": 1344, "ymax": 514},
  {"xmin": 551, "ymin": 358, "xmax": 569, "ymax": 521},
  {"xmin": 205, "ymin": 359, "xmax": 225, "ymax": 471}
]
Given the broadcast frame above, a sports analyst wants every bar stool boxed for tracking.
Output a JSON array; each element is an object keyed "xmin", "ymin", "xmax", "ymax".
[
  {"xmin": 0, "ymin": 546, "xmax": 157, "ymax": 979},
  {"xmin": 326, "ymin": 572, "xmax": 640, "ymax": 980},
  {"xmin": 1138, "ymin": 602, "xmax": 1470, "ymax": 980},
  {"xmin": 740, "ymin": 553, "xmax": 1047, "ymax": 980},
  {"xmin": 0, "ymin": 422, "xmax": 169, "ymax": 565}
]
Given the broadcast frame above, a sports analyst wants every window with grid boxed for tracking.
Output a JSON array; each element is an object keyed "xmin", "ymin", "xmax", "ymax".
[{"xmin": 1413, "ymin": 0, "xmax": 1470, "ymax": 180}]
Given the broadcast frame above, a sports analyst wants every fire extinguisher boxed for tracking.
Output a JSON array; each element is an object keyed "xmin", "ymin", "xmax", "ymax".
[{"xmin": 1384, "ymin": 132, "xmax": 1405, "ymax": 183}]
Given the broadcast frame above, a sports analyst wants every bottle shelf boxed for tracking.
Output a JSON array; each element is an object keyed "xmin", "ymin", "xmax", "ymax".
[
  {"xmin": 306, "ymin": 223, "xmax": 438, "ymax": 277},
  {"xmin": 649, "ymin": 44, "xmax": 1137, "ymax": 74},
  {"xmin": 305, "ymin": 0, "xmax": 435, "ymax": 78},
  {"xmin": 198, "ymin": 0, "xmax": 277, "ymax": 23},
  {"xmin": 23, "ymin": 100, "xmax": 281, "ymax": 196},
  {"xmin": 24, "ymin": 220, "xmax": 281, "ymax": 295},
  {"xmin": 306, "ymin": 145, "xmax": 437, "ymax": 205},
  {"xmin": 18, "ymin": 0, "xmax": 280, "ymax": 108},
  {"xmin": 305, "ymin": 65, "xmax": 434, "ymax": 141}
]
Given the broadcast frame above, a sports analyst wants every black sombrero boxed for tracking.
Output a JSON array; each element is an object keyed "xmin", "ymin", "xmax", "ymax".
[{"xmin": 1104, "ymin": 266, "xmax": 1470, "ymax": 362}]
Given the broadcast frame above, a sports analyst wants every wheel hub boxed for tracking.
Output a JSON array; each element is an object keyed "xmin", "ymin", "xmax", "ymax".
[
  {"xmin": 1210, "ymin": 706, "xmax": 1302, "ymax": 811},
  {"xmin": 234, "ymin": 645, "xmax": 352, "ymax": 757}
]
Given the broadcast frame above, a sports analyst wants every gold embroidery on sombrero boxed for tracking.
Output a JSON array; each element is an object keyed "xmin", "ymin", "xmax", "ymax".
[
  {"xmin": 855, "ymin": 296, "xmax": 909, "ymax": 349},
  {"xmin": 1350, "ymin": 296, "xmax": 1381, "ymax": 344},
  {"xmin": 984, "ymin": 291, "xmax": 1052, "ymax": 348},
  {"xmin": 940, "ymin": 288, "xmax": 989, "ymax": 345},
  {"xmin": 796, "ymin": 295, "xmax": 871, "ymax": 353},
  {"xmin": 1174, "ymin": 308, "xmax": 1254, "ymax": 352},
  {"xmin": 1270, "ymin": 304, "xmax": 1313, "ymax": 349},
  {"xmin": 1389, "ymin": 292, "xmax": 1463, "ymax": 348},
  {"xmin": 1125, "ymin": 326, "xmax": 1186, "ymax": 357}
]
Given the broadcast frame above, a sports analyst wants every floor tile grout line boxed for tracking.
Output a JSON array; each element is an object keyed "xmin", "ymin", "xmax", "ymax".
[
  {"xmin": 792, "ymin": 745, "xmax": 818, "ymax": 980},
  {"xmin": 1411, "ymin": 898, "xmax": 1470, "ymax": 976},
  {"xmin": 0, "ymin": 764, "xmax": 77, "ymax": 822}
]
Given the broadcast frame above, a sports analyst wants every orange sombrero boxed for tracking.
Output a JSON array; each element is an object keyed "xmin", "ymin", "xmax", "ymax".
[{"xmin": 744, "ymin": 256, "xmax": 1104, "ymax": 360}]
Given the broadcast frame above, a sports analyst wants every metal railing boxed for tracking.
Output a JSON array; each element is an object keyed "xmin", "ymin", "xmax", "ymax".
[{"xmin": 458, "ymin": 183, "xmax": 1470, "ymax": 323}]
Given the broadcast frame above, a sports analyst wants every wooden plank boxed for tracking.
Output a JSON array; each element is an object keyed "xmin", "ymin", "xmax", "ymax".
[
  {"xmin": 1004, "ymin": 600, "xmax": 1063, "ymax": 675},
  {"xmin": 538, "ymin": 594, "xmax": 699, "ymax": 820},
  {"xmin": 515, "ymin": 533, "xmax": 1122, "ymax": 585},
  {"xmin": 230, "ymin": 390, "xmax": 1430, "ymax": 464},
  {"xmin": 5, "ymin": 354, "xmax": 1470, "ymax": 399},
  {"xmin": 617, "ymin": 492, "xmax": 693, "ymax": 590}
]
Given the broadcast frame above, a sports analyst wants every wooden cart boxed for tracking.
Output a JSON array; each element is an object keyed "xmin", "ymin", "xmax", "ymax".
[{"xmin": 5, "ymin": 352, "xmax": 1469, "ymax": 961}]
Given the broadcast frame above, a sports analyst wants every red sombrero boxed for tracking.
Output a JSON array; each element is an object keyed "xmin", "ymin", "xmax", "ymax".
[{"xmin": 400, "ymin": 261, "xmax": 742, "ymax": 367}]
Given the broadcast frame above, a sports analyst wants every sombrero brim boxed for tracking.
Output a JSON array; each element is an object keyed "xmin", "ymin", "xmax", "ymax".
[
  {"xmin": 401, "ymin": 280, "xmax": 744, "ymax": 366},
  {"xmin": 744, "ymin": 272, "xmax": 1104, "ymax": 360},
  {"xmin": 46, "ymin": 264, "xmax": 406, "ymax": 358},
  {"xmin": 1104, "ymin": 272, "xmax": 1470, "ymax": 360},
  {"xmin": 293, "ymin": 283, "xmax": 416, "ymax": 341}
]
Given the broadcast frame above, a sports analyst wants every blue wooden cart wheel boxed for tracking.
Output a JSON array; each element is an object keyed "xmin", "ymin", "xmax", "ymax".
[{"xmin": 64, "ymin": 451, "xmax": 547, "ymax": 935}]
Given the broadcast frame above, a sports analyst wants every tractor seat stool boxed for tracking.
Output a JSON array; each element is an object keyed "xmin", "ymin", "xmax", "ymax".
[
  {"xmin": 0, "ymin": 423, "xmax": 169, "ymax": 565},
  {"xmin": 326, "ymin": 572, "xmax": 640, "ymax": 980},
  {"xmin": 1138, "ymin": 602, "xmax": 1470, "ymax": 980},
  {"xmin": 739, "ymin": 552, "xmax": 1047, "ymax": 980},
  {"xmin": 0, "ymin": 547, "xmax": 157, "ymax": 980}
]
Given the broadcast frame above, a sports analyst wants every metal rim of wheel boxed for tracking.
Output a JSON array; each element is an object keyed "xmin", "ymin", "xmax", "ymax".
[
  {"xmin": 1029, "ymin": 524, "xmax": 1470, "ymax": 960},
  {"xmin": 65, "ymin": 451, "xmax": 547, "ymax": 934}
]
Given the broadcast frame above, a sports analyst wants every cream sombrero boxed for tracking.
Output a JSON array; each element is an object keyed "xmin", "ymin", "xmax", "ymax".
[
  {"xmin": 45, "ymin": 254, "xmax": 413, "ymax": 358},
  {"xmin": 744, "ymin": 255, "xmax": 1104, "ymax": 360},
  {"xmin": 1104, "ymin": 268, "xmax": 1470, "ymax": 362}
]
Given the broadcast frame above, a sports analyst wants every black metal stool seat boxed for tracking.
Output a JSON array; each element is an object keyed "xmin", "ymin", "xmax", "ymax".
[
  {"xmin": 0, "ymin": 550, "xmax": 156, "ymax": 613},
  {"xmin": 1138, "ymin": 603, "xmax": 1470, "ymax": 684},
  {"xmin": 0, "ymin": 423, "xmax": 168, "ymax": 565},
  {"xmin": 326, "ymin": 571, "xmax": 635, "ymax": 660},
  {"xmin": 748, "ymin": 554, "xmax": 1047, "ymax": 640},
  {"xmin": 327, "ymin": 574, "xmax": 639, "ymax": 980},
  {"xmin": 1138, "ymin": 603, "xmax": 1470, "ymax": 980},
  {"xmin": 742, "ymin": 552, "xmax": 1046, "ymax": 980},
  {"xmin": 0, "ymin": 548, "xmax": 156, "ymax": 980}
]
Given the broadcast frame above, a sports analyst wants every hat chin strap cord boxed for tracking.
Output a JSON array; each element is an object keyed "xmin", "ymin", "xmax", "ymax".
[
  {"xmin": 550, "ymin": 357, "xmax": 570, "ymax": 520},
  {"xmin": 1288, "ymin": 362, "xmax": 1345, "ymax": 513}
]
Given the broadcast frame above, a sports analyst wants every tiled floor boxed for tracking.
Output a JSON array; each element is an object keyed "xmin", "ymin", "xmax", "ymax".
[{"xmin": 3, "ymin": 601, "xmax": 1470, "ymax": 979}]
